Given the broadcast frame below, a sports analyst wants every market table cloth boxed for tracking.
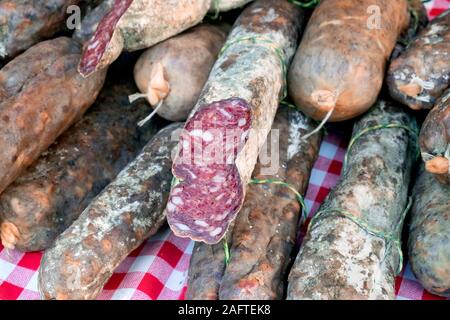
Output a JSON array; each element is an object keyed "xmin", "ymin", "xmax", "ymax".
[{"xmin": 0, "ymin": 0, "xmax": 449, "ymax": 301}]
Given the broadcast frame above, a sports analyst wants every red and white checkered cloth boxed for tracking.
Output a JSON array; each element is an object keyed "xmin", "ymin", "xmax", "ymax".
[{"xmin": 0, "ymin": 0, "xmax": 449, "ymax": 301}]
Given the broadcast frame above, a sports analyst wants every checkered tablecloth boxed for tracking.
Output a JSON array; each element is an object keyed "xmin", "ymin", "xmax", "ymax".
[{"xmin": 0, "ymin": 0, "xmax": 449, "ymax": 301}]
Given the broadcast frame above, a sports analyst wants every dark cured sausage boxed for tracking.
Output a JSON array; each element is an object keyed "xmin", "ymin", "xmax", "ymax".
[
  {"xmin": 408, "ymin": 166, "xmax": 450, "ymax": 298},
  {"xmin": 38, "ymin": 123, "xmax": 182, "ymax": 300},
  {"xmin": 0, "ymin": 37, "xmax": 107, "ymax": 195},
  {"xmin": 419, "ymin": 88, "xmax": 450, "ymax": 184},
  {"xmin": 388, "ymin": 10, "xmax": 450, "ymax": 110},
  {"xmin": 219, "ymin": 107, "xmax": 321, "ymax": 300},
  {"xmin": 287, "ymin": 100, "xmax": 417, "ymax": 300},
  {"xmin": 0, "ymin": 77, "xmax": 156, "ymax": 252},
  {"xmin": 288, "ymin": 0, "xmax": 410, "ymax": 122},
  {"xmin": 186, "ymin": 226, "xmax": 234, "ymax": 300},
  {"xmin": 165, "ymin": 0, "xmax": 302, "ymax": 245},
  {"xmin": 0, "ymin": 0, "xmax": 80, "ymax": 59}
]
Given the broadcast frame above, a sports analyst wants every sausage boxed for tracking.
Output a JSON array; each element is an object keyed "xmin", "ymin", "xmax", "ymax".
[
  {"xmin": 38, "ymin": 123, "xmax": 182, "ymax": 300},
  {"xmin": 0, "ymin": 75, "xmax": 158, "ymax": 252},
  {"xmin": 218, "ymin": 107, "xmax": 321, "ymax": 300},
  {"xmin": 78, "ymin": 0, "xmax": 253, "ymax": 77},
  {"xmin": 73, "ymin": 0, "xmax": 115, "ymax": 45},
  {"xmin": 287, "ymin": 0, "xmax": 410, "ymax": 122},
  {"xmin": 419, "ymin": 89, "xmax": 450, "ymax": 184},
  {"xmin": 0, "ymin": 0, "xmax": 81, "ymax": 59},
  {"xmin": 408, "ymin": 166, "xmax": 450, "ymax": 298},
  {"xmin": 186, "ymin": 106, "xmax": 321, "ymax": 300},
  {"xmin": 165, "ymin": 0, "xmax": 302, "ymax": 244},
  {"xmin": 186, "ymin": 226, "xmax": 234, "ymax": 300},
  {"xmin": 287, "ymin": 100, "xmax": 417, "ymax": 300},
  {"xmin": 388, "ymin": 9, "xmax": 450, "ymax": 110},
  {"xmin": 133, "ymin": 24, "xmax": 228, "ymax": 122},
  {"xmin": 0, "ymin": 37, "xmax": 107, "ymax": 195}
]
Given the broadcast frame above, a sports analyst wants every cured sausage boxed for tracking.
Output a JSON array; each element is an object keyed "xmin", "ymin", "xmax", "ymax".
[
  {"xmin": 133, "ymin": 24, "xmax": 228, "ymax": 121},
  {"xmin": 408, "ymin": 166, "xmax": 450, "ymax": 298},
  {"xmin": 165, "ymin": 0, "xmax": 302, "ymax": 244},
  {"xmin": 287, "ymin": 100, "xmax": 417, "ymax": 300},
  {"xmin": 38, "ymin": 123, "xmax": 182, "ymax": 300},
  {"xmin": 388, "ymin": 9, "xmax": 450, "ymax": 110},
  {"xmin": 0, "ymin": 76, "xmax": 157, "ymax": 252},
  {"xmin": 0, "ymin": 0, "xmax": 80, "ymax": 59},
  {"xmin": 420, "ymin": 89, "xmax": 450, "ymax": 184},
  {"xmin": 186, "ymin": 227, "xmax": 234, "ymax": 300},
  {"xmin": 218, "ymin": 106, "xmax": 321, "ymax": 300},
  {"xmin": 0, "ymin": 37, "xmax": 107, "ymax": 195},
  {"xmin": 78, "ymin": 0, "xmax": 253, "ymax": 76},
  {"xmin": 187, "ymin": 106, "xmax": 321, "ymax": 300},
  {"xmin": 288, "ymin": 0, "xmax": 410, "ymax": 122}
]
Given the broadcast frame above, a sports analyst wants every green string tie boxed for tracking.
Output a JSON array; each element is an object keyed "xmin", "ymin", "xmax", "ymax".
[
  {"xmin": 249, "ymin": 178, "xmax": 307, "ymax": 222},
  {"xmin": 288, "ymin": 0, "xmax": 320, "ymax": 8},
  {"xmin": 343, "ymin": 123, "xmax": 420, "ymax": 171},
  {"xmin": 410, "ymin": 6, "xmax": 420, "ymax": 36},
  {"xmin": 401, "ymin": 0, "xmax": 433, "ymax": 46},
  {"xmin": 222, "ymin": 178, "xmax": 308, "ymax": 266},
  {"xmin": 223, "ymin": 235, "xmax": 230, "ymax": 266},
  {"xmin": 170, "ymin": 176, "xmax": 181, "ymax": 188},
  {"xmin": 207, "ymin": 0, "xmax": 221, "ymax": 20},
  {"xmin": 219, "ymin": 36, "xmax": 288, "ymax": 100},
  {"xmin": 279, "ymin": 100, "xmax": 298, "ymax": 110},
  {"xmin": 308, "ymin": 197, "xmax": 413, "ymax": 276}
]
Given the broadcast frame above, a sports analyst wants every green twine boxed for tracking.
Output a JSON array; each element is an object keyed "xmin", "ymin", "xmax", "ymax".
[
  {"xmin": 223, "ymin": 235, "xmax": 230, "ymax": 265},
  {"xmin": 280, "ymin": 100, "xmax": 298, "ymax": 110},
  {"xmin": 288, "ymin": 0, "xmax": 320, "ymax": 8},
  {"xmin": 207, "ymin": 0, "xmax": 221, "ymax": 20},
  {"xmin": 343, "ymin": 123, "xmax": 420, "ymax": 171},
  {"xmin": 221, "ymin": 176, "xmax": 309, "ymax": 266},
  {"xmin": 170, "ymin": 176, "xmax": 181, "ymax": 189},
  {"xmin": 219, "ymin": 36, "xmax": 288, "ymax": 100},
  {"xmin": 410, "ymin": 7, "xmax": 420, "ymax": 36},
  {"xmin": 308, "ymin": 197, "xmax": 413, "ymax": 276},
  {"xmin": 249, "ymin": 178, "xmax": 307, "ymax": 222},
  {"xmin": 400, "ymin": 0, "xmax": 424, "ymax": 46}
]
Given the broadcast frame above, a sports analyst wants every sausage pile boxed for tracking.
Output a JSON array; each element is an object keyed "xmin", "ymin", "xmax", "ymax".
[{"xmin": 0, "ymin": 0, "xmax": 448, "ymax": 300}]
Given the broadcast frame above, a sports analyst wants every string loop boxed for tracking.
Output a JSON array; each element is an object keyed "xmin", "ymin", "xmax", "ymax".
[
  {"xmin": 288, "ymin": 0, "xmax": 319, "ymax": 8},
  {"xmin": 249, "ymin": 178, "xmax": 307, "ymax": 222},
  {"xmin": 343, "ymin": 123, "xmax": 420, "ymax": 171},
  {"xmin": 207, "ymin": 0, "xmax": 221, "ymax": 20}
]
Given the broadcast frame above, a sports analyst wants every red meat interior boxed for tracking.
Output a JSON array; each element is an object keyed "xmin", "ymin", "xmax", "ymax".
[
  {"xmin": 78, "ymin": 0, "xmax": 133, "ymax": 76},
  {"xmin": 167, "ymin": 98, "xmax": 252, "ymax": 244}
]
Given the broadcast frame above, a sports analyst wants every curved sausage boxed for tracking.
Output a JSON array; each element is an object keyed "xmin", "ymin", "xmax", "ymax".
[
  {"xmin": 288, "ymin": 0, "xmax": 409, "ymax": 122},
  {"xmin": 388, "ymin": 10, "xmax": 450, "ymax": 110}
]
